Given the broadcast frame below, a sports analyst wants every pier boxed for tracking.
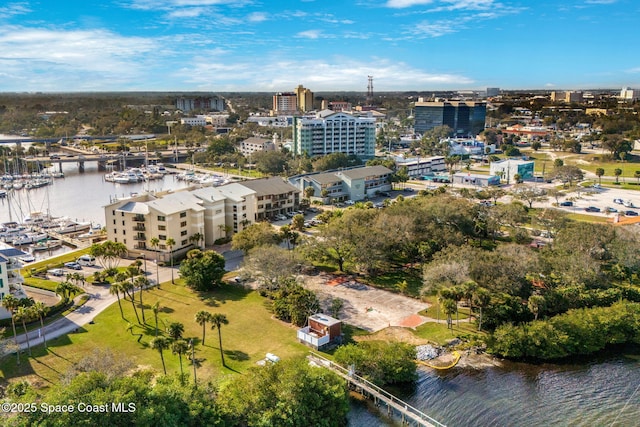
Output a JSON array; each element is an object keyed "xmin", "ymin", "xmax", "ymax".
[{"xmin": 308, "ymin": 352, "xmax": 446, "ymax": 427}]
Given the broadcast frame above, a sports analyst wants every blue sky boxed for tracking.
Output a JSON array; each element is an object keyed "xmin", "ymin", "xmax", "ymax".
[{"xmin": 0, "ymin": 0, "xmax": 638, "ymax": 92}]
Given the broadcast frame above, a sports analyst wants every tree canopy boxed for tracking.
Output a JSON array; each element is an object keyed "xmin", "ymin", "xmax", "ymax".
[{"xmin": 178, "ymin": 249, "xmax": 226, "ymax": 291}]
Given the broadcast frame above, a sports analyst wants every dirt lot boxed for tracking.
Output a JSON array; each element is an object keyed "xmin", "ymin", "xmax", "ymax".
[{"xmin": 302, "ymin": 274, "xmax": 430, "ymax": 332}]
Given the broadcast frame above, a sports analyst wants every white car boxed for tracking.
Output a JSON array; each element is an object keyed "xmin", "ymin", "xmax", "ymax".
[{"xmin": 47, "ymin": 268, "xmax": 66, "ymax": 277}]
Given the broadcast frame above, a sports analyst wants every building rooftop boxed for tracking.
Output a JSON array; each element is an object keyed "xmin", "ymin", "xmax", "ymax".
[
  {"xmin": 240, "ymin": 177, "xmax": 298, "ymax": 196},
  {"xmin": 309, "ymin": 313, "xmax": 341, "ymax": 326},
  {"xmin": 147, "ymin": 191, "xmax": 205, "ymax": 215},
  {"xmin": 305, "ymin": 172, "xmax": 344, "ymax": 185},
  {"xmin": 215, "ymin": 182, "xmax": 256, "ymax": 202},
  {"xmin": 116, "ymin": 201, "xmax": 150, "ymax": 215},
  {"xmin": 338, "ymin": 165, "xmax": 392, "ymax": 180},
  {"xmin": 242, "ymin": 136, "xmax": 271, "ymax": 145}
]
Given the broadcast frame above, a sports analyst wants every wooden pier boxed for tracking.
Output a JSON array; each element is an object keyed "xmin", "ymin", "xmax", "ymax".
[{"xmin": 308, "ymin": 352, "xmax": 446, "ymax": 427}]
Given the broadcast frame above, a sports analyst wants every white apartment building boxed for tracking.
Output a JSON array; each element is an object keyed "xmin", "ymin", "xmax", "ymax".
[
  {"xmin": 240, "ymin": 137, "xmax": 276, "ymax": 157},
  {"xmin": 394, "ymin": 156, "xmax": 446, "ymax": 178},
  {"xmin": 0, "ymin": 248, "xmax": 29, "ymax": 319},
  {"xmin": 181, "ymin": 116, "xmax": 208, "ymax": 126},
  {"xmin": 292, "ymin": 110, "xmax": 376, "ymax": 159},
  {"xmin": 620, "ymin": 87, "xmax": 640, "ymax": 101}
]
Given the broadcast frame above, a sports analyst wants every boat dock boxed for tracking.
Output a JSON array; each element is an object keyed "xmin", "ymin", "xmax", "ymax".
[
  {"xmin": 42, "ymin": 230, "xmax": 91, "ymax": 249},
  {"xmin": 308, "ymin": 352, "xmax": 446, "ymax": 427}
]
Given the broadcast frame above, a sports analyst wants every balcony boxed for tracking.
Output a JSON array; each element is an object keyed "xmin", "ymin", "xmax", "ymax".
[
  {"xmin": 297, "ymin": 327, "xmax": 330, "ymax": 349},
  {"xmin": 133, "ymin": 243, "xmax": 147, "ymax": 250},
  {"xmin": 133, "ymin": 215, "xmax": 145, "ymax": 222},
  {"xmin": 133, "ymin": 234, "xmax": 147, "ymax": 241},
  {"xmin": 7, "ymin": 273, "xmax": 24, "ymax": 285},
  {"xmin": 133, "ymin": 224, "xmax": 146, "ymax": 231}
]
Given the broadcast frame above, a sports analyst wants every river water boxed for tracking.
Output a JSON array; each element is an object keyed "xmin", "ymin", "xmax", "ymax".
[{"xmin": 3, "ymin": 157, "xmax": 640, "ymax": 426}]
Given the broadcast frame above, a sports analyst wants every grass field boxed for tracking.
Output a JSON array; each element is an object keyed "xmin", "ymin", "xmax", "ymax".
[
  {"xmin": 413, "ymin": 321, "xmax": 481, "ymax": 345},
  {"xmin": 0, "ymin": 282, "xmax": 310, "ymax": 388}
]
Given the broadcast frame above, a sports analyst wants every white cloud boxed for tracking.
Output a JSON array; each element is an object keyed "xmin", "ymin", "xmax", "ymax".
[
  {"xmin": 166, "ymin": 7, "xmax": 208, "ymax": 18},
  {"xmin": 180, "ymin": 56, "xmax": 474, "ymax": 91},
  {"xmin": 414, "ymin": 20, "xmax": 459, "ymax": 37},
  {"xmin": 295, "ymin": 30, "xmax": 324, "ymax": 39},
  {"xmin": 585, "ymin": 0, "xmax": 617, "ymax": 4},
  {"xmin": 386, "ymin": 0, "xmax": 434, "ymax": 8},
  {"xmin": 247, "ymin": 12, "xmax": 268, "ymax": 22},
  {"xmin": 0, "ymin": 2, "xmax": 31, "ymax": 18}
]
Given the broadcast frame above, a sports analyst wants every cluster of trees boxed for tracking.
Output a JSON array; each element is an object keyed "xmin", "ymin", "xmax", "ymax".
[
  {"xmin": 177, "ymin": 249, "xmax": 226, "ymax": 292},
  {"xmin": 334, "ymin": 341, "xmax": 417, "ymax": 386},
  {"xmin": 3, "ymin": 351, "xmax": 349, "ymax": 427}
]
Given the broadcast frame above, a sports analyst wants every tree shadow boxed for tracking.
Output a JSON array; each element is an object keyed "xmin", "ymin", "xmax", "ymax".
[
  {"xmin": 224, "ymin": 349, "xmax": 249, "ymax": 362},
  {"xmin": 159, "ymin": 306, "xmax": 174, "ymax": 314}
]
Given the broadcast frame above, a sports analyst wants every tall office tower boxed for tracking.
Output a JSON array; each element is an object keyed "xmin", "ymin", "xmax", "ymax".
[
  {"xmin": 272, "ymin": 92, "xmax": 298, "ymax": 114},
  {"xmin": 413, "ymin": 100, "xmax": 486, "ymax": 136}
]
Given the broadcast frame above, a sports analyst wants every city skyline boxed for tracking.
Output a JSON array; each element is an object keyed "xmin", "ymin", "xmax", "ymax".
[{"xmin": 0, "ymin": 0, "xmax": 639, "ymax": 92}]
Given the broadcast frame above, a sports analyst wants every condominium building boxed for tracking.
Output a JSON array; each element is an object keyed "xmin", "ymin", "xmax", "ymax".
[
  {"xmin": 490, "ymin": 159, "xmax": 535, "ymax": 184},
  {"xmin": 394, "ymin": 156, "xmax": 446, "ymax": 178},
  {"xmin": 0, "ymin": 248, "xmax": 28, "ymax": 319},
  {"xmin": 413, "ymin": 100, "xmax": 486, "ymax": 136},
  {"xmin": 292, "ymin": 110, "xmax": 376, "ymax": 159},
  {"xmin": 550, "ymin": 91, "xmax": 584, "ymax": 103},
  {"xmin": 272, "ymin": 92, "xmax": 298, "ymax": 115},
  {"xmin": 180, "ymin": 116, "xmax": 207, "ymax": 126},
  {"xmin": 294, "ymin": 85, "xmax": 314, "ymax": 112},
  {"xmin": 104, "ymin": 177, "xmax": 299, "ymax": 257}
]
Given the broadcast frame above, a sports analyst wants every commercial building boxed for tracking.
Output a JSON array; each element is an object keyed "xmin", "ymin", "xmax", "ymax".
[
  {"xmin": 550, "ymin": 91, "xmax": 584, "ymax": 103},
  {"xmin": 289, "ymin": 165, "xmax": 392, "ymax": 202},
  {"xmin": 490, "ymin": 159, "xmax": 535, "ymax": 184},
  {"xmin": 0, "ymin": 248, "xmax": 28, "ymax": 319},
  {"xmin": 176, "ymin": 96, "xmax": 225, "ymax": 112},
  {"xmin": 104, "ymin": 177, "xmax": 299, "ymax": 258},
  {"xmin": 413, "ymin": 100, "xmax": 486, "ymax": 136},
  {"xmin": 294, "ymin": 85, "xmax": 314, "ymax": 112},
  {"xmin": 394, "ymin": 156, "xmax": 446, "ymax": 178},
  {"xmin": 180, "ymin": 116, "xmax": 207, "ymax": 126},
  {"xmin": 486, "ymin": 87, "xmax": 500, "ymax": 97},
  {"xmin": 292, "ymin": 110, "xmax": 376, "ymax": 159},
  {"xmin": 452, "ymin": 172, "xmax": 500, "ymax": 187}
]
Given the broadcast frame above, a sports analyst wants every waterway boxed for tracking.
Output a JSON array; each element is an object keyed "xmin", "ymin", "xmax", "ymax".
[{"xmin": 2, "ymin": 155, "xmax": 640, "ymax": 426}]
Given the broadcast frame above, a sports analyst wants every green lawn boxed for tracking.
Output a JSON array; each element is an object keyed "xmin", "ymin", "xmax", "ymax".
[
  {"xmin": 0, "ymin": 282, "xmax": 310, "ymax": 388},
  {"xmin": 413, "ymin": 321, "xmax": 482, "ymax": 345},
  {"xmin": 420, "ymin": 296, "xmax": 471, "ymax": 320}
]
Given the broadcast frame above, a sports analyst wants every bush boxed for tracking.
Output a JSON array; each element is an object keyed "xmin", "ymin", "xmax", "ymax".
[{"xmin": 334, "ymin": 341, "xmax": 417, "ymax": 386}]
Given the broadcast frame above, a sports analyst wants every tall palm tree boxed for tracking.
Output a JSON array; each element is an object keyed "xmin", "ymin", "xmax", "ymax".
[
  {"xmin": 171, "ymin": 339, "xmax": 189, "ymax": 384},
  {"xmin": 442, "ymin": 299, "xmax": 458, "ymax": 331},
  {"xmin": 120, "ymin": 280, "xmax": 141, "ymax": 324},
  {"xmin": 150, "ymin": 237, "xmax": 160, "ymax": 288},
  {"xmin": 109, "ymin": 282, "xmax": 125, "ymax": 320},
  {"xmin": 473, "ymin": 287, "xmax": 491, "ymax": 331},
  {"xmin": 195, "ymin": 310, "xmax": 211, "ymax": 345},
  {"xmin": 16, "ymin": 306, "xmax": 34, "ymax": 357},
  {"xmin": 210, "ymin": 313, "xmax": 229, "ymax": 366},
  {"xmin": 166, "ymin": 237, "xmax": 176, "ymax": 284},
  {"xmin": 134, "ymin": 276, "xmax": 150, "ymax": 324},
  {"xmin": 166, "ymin": 321, "xmax": 184, "ymax": 341},
  {"xmin": 2, "ymin": 295, "xmax": 21, "ymax": 364},
  {"xmin": 150, "ymin": 336, "xmax": 170, "ymax": 375},
  {"xmin": 152, "ymin": 302, "xmax": 160, "ymax": 337},
  {"xmin": 33, "ymin": 301, "xmax": 49, "ymax": 349}
]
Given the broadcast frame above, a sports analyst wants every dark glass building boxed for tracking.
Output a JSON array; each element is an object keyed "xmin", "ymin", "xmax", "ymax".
[{"xmin": 414, "ymin": 101, "xmax": 486, "ymax": 136}]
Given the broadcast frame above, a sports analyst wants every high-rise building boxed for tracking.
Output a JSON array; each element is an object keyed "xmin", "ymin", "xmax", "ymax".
[
  {"xmin": 413, "ymin": 100, "xmax": 486, "ymax": 136},
  {"xmin": 294, "ymin": 85, "xmax": 314, "ymax": 112},
  {"xmin": 176, "ymin": 96, "xmax": 225, "ymax": 112},
  {"xmin": 292, "ymin": 110, "xmax": 376, "ymax": 159},
  {"xmin": 620, "ymin": 87, "xmax": 640, "ymax": 101},
  {"xmin": 550, "ymin": 91, "xmax": 583, "ymax": 103},
  {"xmin": 272, "ymin": 92, "xmax": 298, "ymax": 115},
  {"xmin": 486, "ymin": 87, "xmax": 500, "ymax": 97}
]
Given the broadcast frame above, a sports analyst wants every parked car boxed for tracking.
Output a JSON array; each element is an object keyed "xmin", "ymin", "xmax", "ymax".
[
  {"xmin": 605, "ymin": 207, "xmax": 618, "ymax": 213},
  {"xmin": 613, "ymin": 198, "xmax": 624, "ymax": 205},
  {"xmin": 47, "ymin": 268, "xmax": 65, "ymax": 276},
  {"xmin": 64, "ymin": 261, "xmax": 82, "ymax": 270},
  {"xmin": 560, "ymin": 201, "xmax": 573, "ymax": 207},
  {"xmin": 623, "ymin": 201, "xmax": 636, "ymax": 208},
  {"xmin": 403, "ymin": 188, "xmax": 414, "ymax": 192},
  {"xmin": 625, "ymin": 210, "xmax": 639, "ymax": 217},
  {"xmin": 585, "ymin": 206, "xmax": 600, "ymax": 212}
]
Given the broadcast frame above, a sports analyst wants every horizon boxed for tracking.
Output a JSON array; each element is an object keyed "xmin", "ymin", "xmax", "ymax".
[{"xmin": 1, "ymin": 1, "xmax": 639, "ymax": 92}]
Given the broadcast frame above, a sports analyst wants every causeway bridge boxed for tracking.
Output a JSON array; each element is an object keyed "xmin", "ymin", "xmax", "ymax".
[{"xmin": 308, "ymin": 352, "xmax": 446, "ymax": 427}]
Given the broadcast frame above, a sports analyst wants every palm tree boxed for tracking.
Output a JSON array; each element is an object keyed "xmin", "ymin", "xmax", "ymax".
[
  {"xmin": 595, "ymin": 168, "xmax": 605, "ymax": 184},
  {"xmin": 109, "ymin": 282, "xmax": 125, "ymax": 320},
  {"xmin": 2, "ymin": 295, "xmax": 21, "ymax": 364},
  {"xmin": 134, "ymin": 276, "xmax": 149, "ymax": 324},
  {"xmin": 16, "ymin": 306, "xmax": 34, "ymax": 357},
  {"xmin": 614, "ymin": 168, "xmax": 623, "ymax": 184},
  {"xmin": 150, "ymin": 336, "xmax": 170, "ymax": 375},
  {"xmin": 210, "ymin": 313, "xmax": 229, "ymax": 366},
  {"xmin": 195, "ymin": 310, "xmax": 212, "ymax": 345},
  {"xmin": 171, "ymin": 339, "xmax": 189, "ymax": 384},
  {"xmin": 120, "ymin": 280, "xmax": 141, "ymax": 324},
  {"xmin": 152, "ymin": 302, "xmax": 160, "ymax": 337},
  {"xmin": 635, "ymin": 170, "xmax": 640, "ymax": 185},
  {"xmin": 150, "ymin": 237, "xmax": 161, "ymax": 288},
  {"xmin": 166, "ymin": 321, "xmax": 185, "ymax": 341},
  {"xmin": 442, "ymin": 299, "xmax": 457, "ymax": 331},
  {"xmin": 33, "ymin": 301, "xmax": 49, "ymax": 349},
  {"xmin": 528, "ymin": 294, "xmax": 546, "ymax": 321},
  {"xmin": 473, "ymin": 287, "xmax": 491, "ymax": 331},
  {"xmin": 166, "ymin": 237, "xmax": 176, "ymax": 284}
]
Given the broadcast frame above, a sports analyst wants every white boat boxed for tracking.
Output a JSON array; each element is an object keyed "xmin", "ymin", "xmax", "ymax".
[
  {"xmin": 30, "ymin": 239, "xmax": 62, "ymax": 252},
  {"xmin": 57, "ymin": 220, "xmax": 92, "ymax": 234},
  {"xmin": 12, "ymin": 232, "xmax": 48, "ymax": 246},
  {"xmin": 19, "ymin": 254, "xmax": 36, "ymax": 262}
]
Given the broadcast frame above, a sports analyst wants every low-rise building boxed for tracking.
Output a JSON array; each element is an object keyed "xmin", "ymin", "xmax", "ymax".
[
  {"xmin": 289, "ymin": 165, "xmax": 392, "ymax": 202},
  {"xmin": 452, "ymin": 172, "xmax": 500, "ymax": 187},
  {"xmin": 241, "ymin": 177, "xmax": 300, "ymax": 221},
  {"xmin": 394, "ymin": 156, "xmax": 446, "ymax": 178},
  {"xmin": 240, "ymin": 137, "xmax": 276, "ymax": 157},
  {"xmin": 490, "ymin": 159, "xmax": 535, "ymax": 184},
  {"xmin": 297, "ymin": 313, "xmax": 342, "ymax": 350}
]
